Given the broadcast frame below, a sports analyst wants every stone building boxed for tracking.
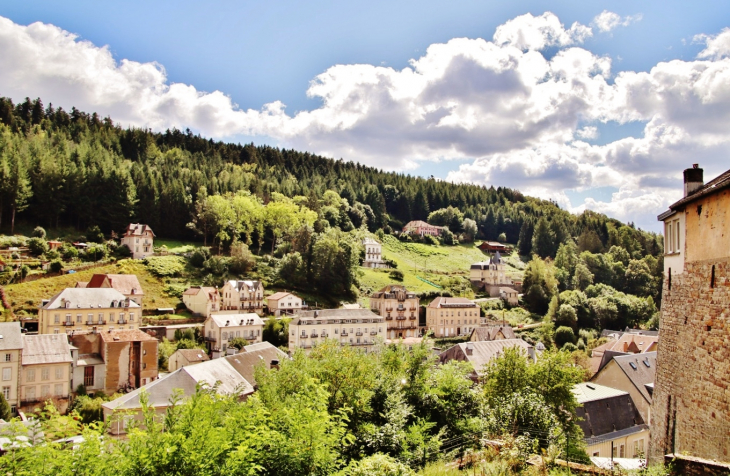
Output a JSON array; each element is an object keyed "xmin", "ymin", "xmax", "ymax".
[
  {"xmin": 469, "ymin": 253, "xmax": 519, "ymax": 302},
  {"xmin": 288, "ymin": 309, "xmax": 386, "ymax": 353},
  {"xmin": 369, "ymin": 285, "xmax": 420, "ymax": 339},
  {"xmin": 39, "ymin": 288, "xmax": 141, "ymax": 335},
  {"xmin": 425, "ymin": 297, "xmax": 480, "ymax": 337},
  {"xmin": 649, "ymin": 164, "xmax": 730, "ymax": 464}
]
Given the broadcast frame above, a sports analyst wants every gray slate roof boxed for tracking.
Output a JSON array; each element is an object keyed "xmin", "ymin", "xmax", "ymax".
[
  {"xmin": 225, "ymin": 342, "xmax": 288, "ymax": 387},
  {"xmin": 612, "ymin": 352, "xmax": 657, "ymax": 403},
  {"xmin": 574, "ymin": 383, "xmax": 645, "ymax": 439},
  {"xmin": 42, "ymin": 288, "xmax": 140, "ymax": 310},
  {"xmin": 470, "ymin": 326, "xmax": 516, "ymax": 341},
  {"xmin": 439, "ymin": 339, "xmax": 533, "ymax": 376},
  {"xmin": 21, "ymin": 335, "xmax": 73, "ymax": 365},
  {"xmin": 290, "ymin": 308, "xmax": 383, "ymax": 325},
  {"xmin": 0, "ymin": 322, "xmax": 23, "ymax": 351}
]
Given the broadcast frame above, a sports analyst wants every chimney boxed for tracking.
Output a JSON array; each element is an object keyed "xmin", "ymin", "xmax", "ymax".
[
  {"xmin": 270, "ymin": 358, "xmax": 280, "ymax": 370},
  {"xmin": 684, "ymin": 164, "xmax": 704, "ymax": 197},
  {"xmin": 465, "ymin": 342, "xmax": 473, "ymax": 356}
]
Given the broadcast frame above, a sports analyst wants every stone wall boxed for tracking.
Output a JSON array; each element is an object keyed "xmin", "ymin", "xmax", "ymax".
[{"xmin": 649, "ymin": 258, "xmax": 730, "ymax": 464}]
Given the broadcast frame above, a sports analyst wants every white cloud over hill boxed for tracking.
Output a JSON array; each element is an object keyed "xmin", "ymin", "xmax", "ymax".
[{"xmin": 1, "ymin": 12, "xmax": 730, "ymax": 230}]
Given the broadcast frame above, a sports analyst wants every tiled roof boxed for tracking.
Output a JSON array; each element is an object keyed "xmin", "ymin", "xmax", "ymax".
[
  {"xmin": 440, "ymin": 339, "xmax": 533, "ymax": 376},
  {"xmin": 42, "ymin": 288, "xmax": 140, "ymax": 310},
  {"xmin": 0, "ymin": 322, "xmax": 23, "ymax": 351},
  {"xmin": 99, "ymin": 329, "xmax": 157, "ymax": 343},
  {"xmin": 183, "ymin": 286, "xmax": 217, "ymax": 296},
  {"xmin": 173, "ymin": 349, "xmax": 209, "ymax": 363},
  {"xmin": 21, "ymin": 334, "xmax": 73, "ymax": 365},
  {"xmin": 86, "ymin": 274, "xmax": 144, "ymax": 295},
  {"xmin": 226, "ymin": 280, "xmax": 262, "ymax": 292},
  {"xmin": 123, "ymin": 223, "xmax": 155, "ymax": 237},
  {"xmin": 267, "ymin": 292, "xmax": 294, "ymax": 301},
  {"xmin": 470, "ymin": 326, "xmax": 516, "ymax": 341},
  {"xmin": 662, "ymin": 167, "xmax": 730, "ymax": 215},
  {"xmin": 574, "ymin": 383, "xmax": 645, "ymax": 439},
  {"xmin": 428, "ymin": 296, "xmax": 478, "ymax": 308},
  {"xmin": 225, "ymin": 342, "xmax": 288, "ymax": 387},
  {"xmin": 370, "ymin": 284, "xmax": 417, "ymax": 299},
  {"xmin": 209, "ymin": 313, "xmax": 264, "ymax": 328}
]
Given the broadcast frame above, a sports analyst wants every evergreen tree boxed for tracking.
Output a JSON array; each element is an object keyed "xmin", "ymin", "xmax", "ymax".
[
  {"xmin": 531, "ymin": 217, "xmax": 556, "ymax": 259},
  {"xmin": 517, "ymin": 219, "xmax": 534, "ymax": 256}
]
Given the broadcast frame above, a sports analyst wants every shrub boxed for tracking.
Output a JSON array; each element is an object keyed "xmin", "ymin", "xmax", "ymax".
[
  {"xmin": 229, "ymin": 337, "xmax": 249, "ymax": 350},
  {"xmin": 32, "ymin": 226, "xmax": 46, "ymax": 239},
  {"xmin": 86, "ymin": 225, "xmax": 105, "ymax": 244},
  {"xmin": 554, "ymin": 326, "xmax": 576, "ymax": 348},
  {"xmin": 440, "ymin": 228, "xmax": 458, "ymax": 246},
  {"xmin": 61, "ymin": 244, "xmax": 79, "ymax": 260},
  {"xmin": 27, "ymin": 237, "xmax": 49, "ymax": 256},
  {"xmin": 115, "ymin": 244, "xmax": 132, "ymax": 258},
  {"xmin": 423, "ymin": 234, "xmax": 439, "ymax": 246},
  {"xmin": 190, "ymin": 247, "xmax": 212, "ymax": 267},
  {"xmin": 49, "ymin": 259, "xmax": 64, "ymax": 274},
  {"xmin": 144, "ymin": 256, "xmax": 186, "ymax": 277},
  {"xmin": 562, "ymin": 342, "xmax": 578, "ymax": 352},
  {"xmin": 203, "ymin": 256, "xmax": 228, "ymax": 276},
  {"xmin": 498, "ymin": 232, "xmax": 507, "ymax": 242},
  {"xmin": 229, "ymin": 242, "xmax": 256, "ymax": 274},
  {"xmin": 389, "ymin": 269, "xmax": 404, "ymax": 281}
]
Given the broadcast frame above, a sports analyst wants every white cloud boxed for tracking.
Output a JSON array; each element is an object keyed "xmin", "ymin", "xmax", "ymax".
[
  {"xmin": 2, "ymin": 13, "xmax": 730, "ymax": 230},
  {"xmin": 593, "ymin": 11, "xmax": 643, "ymax": 33}
]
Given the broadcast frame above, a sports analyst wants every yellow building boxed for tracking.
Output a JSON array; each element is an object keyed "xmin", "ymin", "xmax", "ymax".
[
  {"xmin": 220, "ymin": 280, "xmax": 264, "ymax": 315},
  {"xmin": 203, "ymin": 312, "xmax": 264, "ymax": 357},
  {"xmin": 0, "ymin": 322, "xmax": 23, "ymax": 415},
  {"xmin": 369, "ymin": 285, "xmax": 419, "ymax": 339},
  {"xmin": 182, "ymin": 286, "xmax": 220, "ymax": 317},
  {"xmin": 19, "ymin": 334, "xmax": 73, "ymax": 413},
  {"xmin": 39, "ymin": 288, "xmax": 141, "ymax": 335},
  {"xmin": 426, "ymin": 297, "xmax": 480, "ymax": 337},
  {"xmin": 289, "ymin": 309, "xmax": 385, "ymax": 353}
]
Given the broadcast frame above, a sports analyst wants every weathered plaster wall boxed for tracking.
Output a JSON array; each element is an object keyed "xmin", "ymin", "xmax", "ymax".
[{"xmin": 684, "ymin": 189, "xmax": 730, "ymax": 263}]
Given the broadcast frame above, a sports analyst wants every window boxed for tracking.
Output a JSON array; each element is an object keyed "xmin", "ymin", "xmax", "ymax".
[
  {"xmin": 1, "ymin": 387, "xmax": 8, "ymax": 399},
  {"xmin": 41, "ymin": 368, "xmax": 50, "ymax": 381},
  {"xmin": 130, "ymin": 313, "xmax": 135, "ymax": 322},
  {"xmin": 54, "ymin": 384, "xmax": 63, "ymax": 396},
  {"xmin": 26, "ymin": 369, "xmax": 35, "ymax": 382},
  {"xmin": 26, "ymin": 387, "xmax": 35, "ymax": 400},
  {"xmin": 619, "ymin": 444, "xmax": 625, "ymax": 458},
  {"xmin": 4, "ymin": 354, "xmax": 10, "ymax": 362},
  {"xmin": 41, "ymin": 385, "xmax": 50, "ymax": 397},
  {"xmin": 84, "ymin": 367, "xmax": 94, "ymax": 387},
  {"xmin": 634, "ymin": 439, "xmax": 644, "ymax": 457},
  {"xmin": 55, "ymin": 367, "xmax": 63, "ymax": 379},
  {"xmin": 110, "ymin": 313, "xmax": 115, "ymax": 323},
  {"xmin": 119, "ymin": 313, "xmax": 125, "ymax": 323},
  {"xmin": 54, "ymin": 314, "xmax": 60, "ymax": 324}
]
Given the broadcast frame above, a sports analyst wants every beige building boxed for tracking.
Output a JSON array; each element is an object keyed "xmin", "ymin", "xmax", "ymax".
[
  {"xmin": 574, "ymin": 383, "xmax": 649, "ymax": 459},
  {"xmin": 0, "ymin": 323, "xmax": 23, "ymax": 415},
  {"xmin": 426, "ymin": 297, "xmax": 481, "ymax": 337},
  {"xmin": 19, "ymin": 334, "xmax": 73, "ymax": 413},
  {"xmin": 204, "ymin": 312, "xmax": 264, "ymax": 356},
  {"xmin": 402, "ymin": 220, "xmax": 444, "ymax": 236},
  {"xmin": 220, "ymin": 280, "xmax": 264, "ymax": 315},
  {"xmin": 469, "ymin": 253, "xmax": 518, "ymax": 302},
  {"xmin": 182, "ymin": 286, "xmax": 220, "ymax": 317},
  {"xmin": 369, "ymin": 285, "xmax": 420, "ymax": 339},
  {"xmin": 120, "ymin": 223, "xmax": 155, "ymax": 260},
  {"xmin": 267, "ymin": 292, "xmax": 303, "ymax": 317},
  {"xmin": 76, "ymin": 274, "xmax": 145, "ymax": 307},
  {"xmin": 498, "ymin": 287, "xmax": 519, "ymax": 306},
  {"xmin": 39, "ymin": 288, "xmax": 141, "ymax": 335},
  {"xmin": 592, "ymin": 352, "xmax": 656, "ymax": 425},
  {"xmin": 168, "ymin": 349, "xmax": 210, "ymax": 372},
  {"xmin": 289, "ymin": 309, "xmax": 386, "ymax": 353},
  {"xmin": 362, "ymin": 237, "xmax": 387, "ymax": 268}
]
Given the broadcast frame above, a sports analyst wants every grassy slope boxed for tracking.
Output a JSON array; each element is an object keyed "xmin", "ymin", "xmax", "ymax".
[
  {"xmin": 358, "ymin": 236, "xmax": 525, "ymax": 305},
  {"xmin": 4, "ymin": 259, "xmax": 179, "ymax": 317}
]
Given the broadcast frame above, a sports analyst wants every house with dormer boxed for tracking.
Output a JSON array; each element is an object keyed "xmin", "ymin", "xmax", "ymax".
[
  {"xmin": 39, "ymin": 288, "xmax": 141, "ymax": 335},
  {"xmin": 120, "ymin": 223, "xmax": 155, "ymax": 260},
  {"xmin": 220, "ymin": 280, "xmax": 264, "ymax": 315},
  {"xmin": 203, "ymin": 312, "xmax": 264, "ymax": 357}
]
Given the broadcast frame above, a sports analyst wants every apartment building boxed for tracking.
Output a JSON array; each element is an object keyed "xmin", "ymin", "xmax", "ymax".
[
  {"xmin": 369, "ymin": 285, "xmax": 420, "ymax": 339},
  {"xmin": 0, "ymin": 323, "xmax": 22, "ymax": 415},
  {"xmin": 204, "ymin": 312, "xmax": 264, "ymax": 357},
  {"xmin": 288, "ymin": 309, "xmax": 386, "ymax": 353},
  {"xmin": 220, "ymin": 280, "xmax": 264, "ymax": 315},
  {"xmin": 426, "ymin": 297, "xmax": 480, "ymax": 337},
  {"xmin": 39, "ymin": 288, "xmax": 141, "ymax": 335},
  {"xmin": 19, "ymin": 335, "xmax": 72, "ymax": 413}
]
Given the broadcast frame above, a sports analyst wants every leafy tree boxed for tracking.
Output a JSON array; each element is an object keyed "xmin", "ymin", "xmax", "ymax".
[
  {"xmin": 497, "ymin": 232, "xmax": 507, "ymax": 242},
  {"xmin": 572, "ymin": 262, "xmax": 594, "ymax": 291},
  {"xmin": 554, "ymin": 326, "xmax": 576, "ymax": 348},
  {"xmin": 49, "ymin": 259, "xmax": 63, "ymax": 274},
  {"xmin": 27, "ymin": 237, "xmax": 48, "ymax": 256},
  {"xmin": 389, "ymin": 269, "xmax": 404, "ymax": 281},
  {"xmin": 32, "ymin": 226, "xmax": 46, "ymax": 239},
  {"xmin": 0, "ymin": 392, "xmax": 10, "ymax": 421},
  {"xmin": 229, "ymin": 337, "xmax": 249, "ymax": 350},
  {"xmin": 427, "ymin": 206, "xmax": 464, "ymax": 233},
  {"xmin": 517, "ymin": 220, "xmax": 534, "ymax": 256},
  {"xmin": 556, "ymin": 304, "xmax": 578, "ymax": 329},
  {"xmin": 521, "ymin": 256, "xmax": 558, "ymax": 314},
  {"xmin": 337, "ymin": 453, "xmax": 415, "ymax": 476},
  {"xmin": 439, "ymin": 228, "xmax": 458, "ymax": 246},
  {"xmin": 624, "ymin": 259, "xmax": 653, "ymax": 297},
  {"xmin": 86, "ymin": 225, "xmax": 105, "ymax": 243},
  {"xmin": 531, "ymin": 217, "xmax": 556, "ymax": 258},
  {"xmin": 461, "ymin": 218, "xmax": 477, "ymax": 242}
]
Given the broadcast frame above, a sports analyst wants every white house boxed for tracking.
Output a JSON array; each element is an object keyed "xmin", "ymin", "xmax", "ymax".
[
  {"xmin": 182, "ymin": 286, "xmax": 220, "ymax": 317},
  {"xmin": 203, "ymin": 312, "xmax": 265, "ymax": 357},
  {"xmin": 266, "ymin": 292, "xmax": 303, "ymax": 317},
  {"xmin": 120, "ymin": 224, "xmax": 155, "ymax": 260},
  {"xmin": 220, "ymin": 280, "xmax": 264, "ymax": 315},
  {"xmin": 362, "ymin": 237, "xmax": 388, "ymax": 268}
]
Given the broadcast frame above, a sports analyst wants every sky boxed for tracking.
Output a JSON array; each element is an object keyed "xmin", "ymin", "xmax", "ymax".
[{"xmin": 2, "ymin": 1, "xmax": 730, "ymax": 231}]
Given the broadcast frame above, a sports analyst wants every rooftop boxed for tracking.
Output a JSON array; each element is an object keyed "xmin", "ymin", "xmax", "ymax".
[
  {"xmin": 0, "ymin": 322, "xmax": 23, "ymax": 351},
  {"xmin": 172, "ymin": 348, "xmax": 210, "ymax": 363},
  {"xmin": 209, "ymin": 313, "xmax": 264, "ymax": 327},
  {"xmin": 440, "ymin": 339, "xmax": 533, "ymax": 375},
  {"xmin": 42, "ymin": 288, "xmax": 140, "ymax": 310},
  {"xmin": 123, "ymin": 223, "xmax": 155, "ymax": 237},
  {"xmin": 660, "ymin": 166, "xmax": 730, "ymax": 218},
  {"xmin": 610, "ymin": 352, "xmax": 657, "ymax": 403},
  {"xmin": 86, "ymin": 274, "xmax": 144, "ymax": 295},
  {"xmin": 267, "ymin": 291, "xmax": 296, "ymax": 301},
  {"xmin": 290, "ymin": 308, "xmax": 383, "ymax": 324},
  {"xmin": 225, "ymin": 342, "xmax": 287, "ymax": 387},
  {"xmin": 470, "ymin": 326, "xmax": 516, "ymax": 342},
  {"xmin": 573, "ymin": 382, "xmax": 628, "ymax": 403},
  {"xmin": 21, "ymin": 334, "xmax": 73, "ymax": 365},
  {"xmin": 98, "ymin": 329, "xmax": 157, "ymax": 343},
  {"xmin": 428, "ymin": 296, "xmax": 478, "ymax": 308}
]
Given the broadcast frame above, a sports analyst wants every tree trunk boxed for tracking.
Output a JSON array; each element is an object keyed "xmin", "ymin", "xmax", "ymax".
[{"xmin": 10, "ymin": 206, "xmax": 15, "ymax": 235}]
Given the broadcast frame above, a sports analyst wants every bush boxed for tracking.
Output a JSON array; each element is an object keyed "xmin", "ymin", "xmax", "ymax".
[
  {"xmin": 49, "ymin": 259, "xmax": 64, "ymax": 274},
  {"xmin": 423, "ymin": 234, "xmax": 439, "ymax": 246},
  {"xmin": 61, "ymin": 244, "xmax": 79, "ymax": 260},
  {"xmin": 389, "ymin": 269, "xmax": 404, "ymax": 281},
  {"xmin": 27, "ymin": 237, "xmax": 49, "ymax": 256},
  {"xmin": 229, "ymin": 337, "xmax": 249, "ymax": 350},
  {"xmin": 229, "ymin": 242, "xmax": 256, "ymax": 274},
  {"xmin": 190, "ymin": 247, "xmax": 212, "ymax": 267},
  {"xmin": 86, "ymin": 225, "xmax": 105, "ymax": 243},
  {"xmin": 144, "ymin": 256, "xmax": 186, "ymax": 277},
  {"xmin": 440, "ymin": 228, "xmax": 458, "ymax": 246},
  {"xmin": 115, "ymin": 244, "xmax": 132, "ymax": 258},
  {"xmin": 43, "ymin": 249, "xmax": 60, "ymax": 261},
  {"xmin": 562, "ymin": 342, "xmax": 578, "ymax": 352},
  {"xmin": 32, "ymin": 226, "xmax": 46, "ymax": 239},
  {"xmin": 203, "ymin": 256, "xmax": 229, "ymax": 276},
  {"xmin": 554, "ymin": 326, "xmax": 576, "ymax": 348}
]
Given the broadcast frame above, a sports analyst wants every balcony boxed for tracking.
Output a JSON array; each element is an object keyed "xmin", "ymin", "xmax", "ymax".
[
  {"xmin": 385, "ymin": 316, "xmax": 393, "ymax": 321},
  {"xmin": 205, "ymin": 336, "xmax": 217, "ymax": 342},
  {"xmin": 409, "ymin": 315, "xmax": 417, "ymax": 320},
  {"xmin": 300, "ymin": 344, "xmax": 312, "ymax": 349},
  {"xmin": 321, "ymin": 333, "xmax": 329, "ymax": 338},
  {"xmin": 396, "ymin": 316, "xmax": 407, "ymax": 320},
  {"xmin": 356, "ymin": 332, "xmax": 363, "ymax": 336},
  {"xmin": 370, "ymin": 331, "xmax": 378, "ymax": 335},
  {"xmin": 97, "ymin": 321, "xmax": 107, "ymax": 325},
  {"xmin": 118, "ymin": 320, "xmax": 127, "ymax": 325},
  {"xmin": 340, "ymin": 331, "xmax": 348, "ymax": 336},
  {"xmin": 64, "ymin": 322, "xmax": 74, "ymax": 327},
  {"xmin": 300, "ymin": 334, "xmax": 308, "ymax": 339},
  {"xmin": 310, "ymin": 332, "xmax": 319, "ymax": 338}
]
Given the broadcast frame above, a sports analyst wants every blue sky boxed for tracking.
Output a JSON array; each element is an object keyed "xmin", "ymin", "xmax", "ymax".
[{"xmin": 2, "ymin": 1, "xmax": 730, "ymax": 230}]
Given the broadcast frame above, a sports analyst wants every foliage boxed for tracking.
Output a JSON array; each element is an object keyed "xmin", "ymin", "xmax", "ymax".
[
  {"xmin": 263, "ymin": 316, "xmax": 290, "ymax": 347},
  {"xmin": 0, "ymin": 392, "xmax": 10, "ymax": 421},
  {"xmin": 390, "ymin": 270, "xmax": 404, "ymax": 281},
  {"xmin": 554, "ymin": 327, "xmax": 576, "ymax": 348},
  {"xmin": 31, "ymin": 226, "xmax": 46, "ymax": 239},
  {"xmin": 521, "ymin": 256, "xmax": 557, "ymax": 315},
  {"xmin": 26, "ymin": 237, "xmax": 48, "ymax": 256},
  {"xmin": 337, "ymin": 453, "xmax": 415, "ymax": 476},
  {"xmin": 143, "ymin": 255, "xmax": 187, "ymax": 277},
  {"xmin": 229, "ymin": 337, "xmax": 249, "ymax": 350},
  {"xmin": 86, "ymin": 225, "xmax": 105, "ymax": 243},
  {"xmin": 49, "ymin": 259, "xmax": 63, "ymax": 274}
]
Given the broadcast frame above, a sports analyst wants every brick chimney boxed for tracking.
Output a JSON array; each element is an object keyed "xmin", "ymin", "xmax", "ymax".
[{"xmin": 684, "ymin": 164, "xmax": 704, "ymax": 197}]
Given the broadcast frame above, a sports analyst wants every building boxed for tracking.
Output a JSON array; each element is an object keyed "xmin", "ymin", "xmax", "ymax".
[
  {"xmin": 168, "ymin": 349, "xmax": 210, "ymax": 372},
  {"xmin": 402, "ymin": 220, "xmax": 444, "ymax": 237},
  {"xmin": 69, "ymin": 329, "xmax": 158, "ymax": 394},
  {"xmin": 203, "ymin": 312, "xmax": 264, "ymax": 357},
  {"xmin": 469, "ymin": 325, "xmax": 516, "ymax": 342},
  {"xmin": 590, "ymin": 331, "xmax": 659, "ymax": 375},
  {"xmin": 19, "ymin": 335, "xmax": 73, "ymax": 413},
  {"xmin": 499, "ymin": 287, "xmax": 519, "ymax": 306},
  {"xmin": 650, "ymin": 164, "xmax": 730, "ymax": 464},
  {"xmin": 574, "ymin": 383, "xmax": 649, "ymax": 459},
  {"xmin": 426, "ymin": 297, "xmax": 481, "ymax": 337},
  {"xmin": 181, "ymin": 286, "xmax": 220, "ymax": 317},
  {"xmin": 120, "ymin": 223, "xmax": 155, "ymax": 260},
  {"xmin": 592, "ymin": 352, "xmax": 656, "ymax": 425},
  {"xmin": 288, "ymin": 309, "xmax": 386, "ymax": 353},
  {"xmin": 70, "ymin": 345, "xmax": 105, "ymax": 395},
  {"xmin": 220, "ymin": 280, "xmax": 264, "ymax": 315},
  {"xmin": 101, "ymin": 342, "xmax": 283, "ymax": 435},
  {"xmin": 369, "ymin": 285, "xmax": 420, "ymax": 339},
  {"xmin": 39, "ymin": 288, "xmax": 141, "ymax": 335},
  {"xmin": 438, "ymin": 339, "xmax": 536, "ymax": 382},
  {"xmin": 362, "ymin": 237, "xmax": 388, "ymax": 268},
  {"xmin": 0, "ymin": 323, "xmax": 23, "ymax": 415},
  {"xmin": 477, "ymin": 241, "xmax": 512, "ymax": 253},
  {"xmin": 469, "ymin": 253, "xmax": 517, "ymax": 300},
  {"xmin": 266, "ymin": 292, "xmax": 304, "ymax": 317},
  {"xmin": 76, "ymin": 274, "xmax": 145, "ymax": 307}
]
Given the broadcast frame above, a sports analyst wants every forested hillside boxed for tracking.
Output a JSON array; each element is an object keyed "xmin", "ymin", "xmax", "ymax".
[{"xmin": 0, "ymin": 97, "xmax": 660, "ymax": 257}]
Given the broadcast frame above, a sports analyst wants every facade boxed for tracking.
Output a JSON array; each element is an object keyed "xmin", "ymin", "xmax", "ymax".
[
  {"xmin": 574, "ymin": 383, "xmax": 649, "ymax": 459},
  {"xmin": 499, "ymin": 287, "xmax": 519, "ymax": 306},
  {"xmin": 469, "ymin": 253, "xmax": 516, "ymax": 300},
  {"xmin": 77, "ymin": 274, "xmax": 145, "ymax": 307},
  {"xmin": 120, "ymin": 223, "xmax": 155, "ymax": 260},
  {"xmin": 362, "ymin": 237, "xmax": 388, "ymax": 268},
  {"xmin": 70, "ymin": 329, "xmax": 158, "ymax": 394},
  {"xmin": 220, "ymin": 280, "xmax": 264, "ymax": 315},
  {"xmin": 168, "ymin": 349, "xmax": 210, "ymax": 372},
  {"xmin": 649, "ymin": 165, "xmax": 730, "ymax": 463},
  {"xmin": 267, "ymin": 292, "xmax": 304, "ymax": 317},
  {"xmin": 426, "ymin": 297, "xmax": 481, "ymax": 337},
  {"xmin": 0, "ymin": 323, "xmax": 23, "ymax": 415},
  {"xmin": 203, "ymin": 312, "xmax": 264, "ymax": 356},
  {"xmin": 369, "ymin": 285, "xmax": 420, "ymax": 339},
  {"xmin": 70, "ymin": 345, "xmax": 105, "ymax": 395},
  {"xmin": 19, "ymin": 335, "xmax": 73, "ymax": 413},
  {"xmin": 439, "ymin": 339, "xmax": 536, "ymax": 381},
  {"xmin": 402, "ymin": 220, "xmax": 444, "ymax": 236},
  {"xmin": 181, "ymin": 286, "xmax": 220, "ymax": 317},
  {"xmin": 39, "ymin": 288, "xmax": 141, "ymax": 335},
  {"xmin": 592, "ymin": 352, "xmax": 656, "ymax": 425},
  {"xmin": 288, "ymin": 309, "xmax": 386, "ymax": 353}
]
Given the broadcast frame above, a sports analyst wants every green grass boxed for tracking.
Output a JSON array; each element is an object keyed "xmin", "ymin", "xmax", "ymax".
[{"xmin": 154, "ymin": 239, "xmax": 202, "ymax": 254}]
